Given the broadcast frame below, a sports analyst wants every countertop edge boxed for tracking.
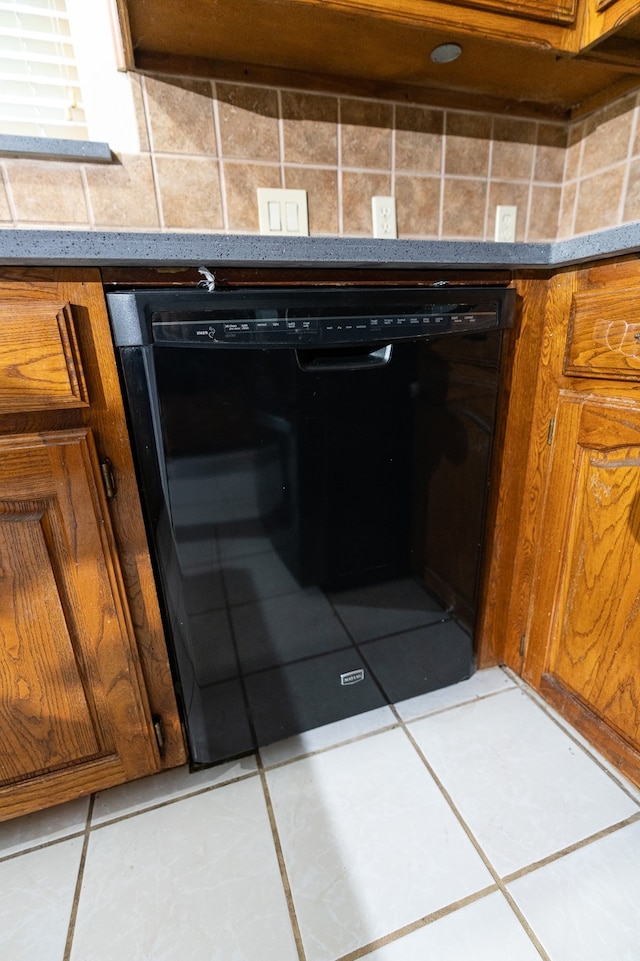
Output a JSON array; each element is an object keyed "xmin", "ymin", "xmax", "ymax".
[{"xmin": 0, "ymin": 226, "xmax": 639, "ymax": 269}]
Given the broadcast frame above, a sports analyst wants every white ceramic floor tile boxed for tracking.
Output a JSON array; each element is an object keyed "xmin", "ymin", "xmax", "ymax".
[
  {"xmin": 0, "ymin": 797, "xmax": 89, "ymax": 858},
  {"xmin": 259, "ymin": 705, "xmax": 397, "ymax": 767},
  {"xmin": 266, "ymin": 727, "xmax": 493, "ymax": 961},
  {"xmin": 513, "ymin": 681, "xmax": 640, "ymax": 804},
  {"xmin": 394, "ymin": 666, "xmax": 515, "ymax": 722},
  {"xmin": 360, "ymin": 891, "xmax": 541, "ymax": 960},
  {"xmin": 71, "ymin": 777, "xmax": 297, "ymax": 961},
  {"xmin": 409, "ymin": 687, "xmax": 639, "ymax": 876},
  {"xmin": 0, "ymin": 836, "xmax": 83, "ymax": 961},
  {"xmin": 91, "ymin": 757, "xmax": 258, "ymax": 826},
  {"xmin": 509, "ymin": 819, "xmax": 640, "ymax": 961}
]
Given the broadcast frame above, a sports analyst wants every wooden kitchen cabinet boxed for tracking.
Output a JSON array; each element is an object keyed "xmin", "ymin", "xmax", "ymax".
[
  {"xmin": 487, "ymin": 262, "xmax": 640, "ymax": 788},
  {"xmin": 523, "ymin": 394, "xmax": 640, "ymax": 782},
  {"xmin": 118, "ymin": 0, "xmax": 640, "ymax": 119},
  {"xmin": 0, "ymin": 270, "xmax": 186, "ymax": 821}
]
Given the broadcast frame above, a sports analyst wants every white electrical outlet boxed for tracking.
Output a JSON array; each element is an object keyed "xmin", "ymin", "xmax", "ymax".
[
  {"xmin": 495, "ymin": 205, "xmax": 517, "ymax": 243},
  {"xmin": 257, "ymin": 188, "xmax": 309, "ymax": 236},
  {"xmin": 372, "ymin": 196, "xmax": 397, "ymax": 239}
]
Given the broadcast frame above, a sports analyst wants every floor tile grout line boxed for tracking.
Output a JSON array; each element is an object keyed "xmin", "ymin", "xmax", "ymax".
[
  {"xmin": 257, "ymin": 762, "xmax": 308, "ymax": 961},
  {"xmin": 501, "ymin": 810, "xmax": 640, "ymax": 886},
  {"xmin": 260, "ymin": 679, "xmax": 520, "ymax": 774},
  {"xmin": 86, "ymin": 768, "xmax": 261, "ymax": 833},
  {"xmin": 331, "ymin": 884, "xmax": 500, "ymax": 961},
  {"xmin": 394, "ymin": 679, "xmax": 519, "ymax": 726},
  {"xmin": 0, "ymin": 829, "xmax": 86, "ymax": 865},
  {"xmin": 398, "ymin": 720, "xmax": 552, "ymax": 961},
  {"xmin": 498, "ymin": 887, "xmax": 553, "ymax": 961},
  {"xmin": 259, "ymin": 721, "xmax": 400, "ymax": 771},
  {"xmin": 62, "ymin": 795, "xmax": 94, "ymax": 961},
  {"xmin": 505, "ymin": 669, "xmax": 640, "ymax": 805}
]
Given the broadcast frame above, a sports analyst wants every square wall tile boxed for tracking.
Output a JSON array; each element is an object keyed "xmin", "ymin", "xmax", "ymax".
[
  {"xmin": 409, "ymin": 687, "xmax": 639, "ymax": 876},
  {"xmin": 534, "ymin": 125, "xmax": 567, "ymax": 183},
  {"xmin": 5, "ymin": 161, "xmax": 88, "ymax": 224},
  {"xmin": 395, "ymin": 105, "xmax": 443, "ymax": 174},
  {"xmin": 537, "ymin": 122, "xmax": 568, "ymax": 150},
  {"xmin": 558, "ymin": 180, "xmax": 577, "ymax": 237},
  {"xmin": 395, "ymin": 174, "xmax": 440, "ymax": 237},
  {"xmin": 266, "ymin": 727, "xmax": 493, "ymax": 961},
  {"xmin": 341, "ymin": 170, "xmax": 390, "ymax": 234},
  {"xmin": 223, "ymin": 161, "xmax": 280, "ymax": 231},
  {"xmin": 490, "ymin": 140, "xmax": 535, "ymax": 181},
  {"xmin": 128, "ymin": 72, "xmax": 150, "ymax": 152},
  {"xmin": 0, "ymin": 170, "xmax": 10, "ymax": 220},
  {"xmin": 144, "ymin": 76, "xmax": 216, "ymax": 155},
  {"xmin": 564, "ymin": 119, "xmax": 584, "ymax": 181},
  {"xmin": 155, "ymin": 156, "xmax": 223, "ymax": 229},
  {"xmin": 445, "ymin": 112, "xmax": 492, "ymax": 177},
  {"xmin": 340, "ymin": 99, "xmax": 393, "ymax": 169},
  {"xmin": 527, "ymin": 184, "xmax": 562, "ymax": 240},
  {"xmin": 581, "ymin": 96, "xmax": 634, "ymax": 176},
  {"xmin": 72, "ymin": 779, "xmax": 298, "ymax": 961},
  {"xmin": 509, "ymin": 820, "xmax": 640, "ymax": 961},
  {"xmin": 0, "ymin": 837, "xmax": 83, "ymax": 961},
  {"xmin": 491, "ymin": 117, "xmax": 536, "ymax": 181},
  {"xmin": 216, "ymin": 83, "xmax": 280, "ymax": 162},
  {"xmin": 284, "ymin": 166, "xmax": 339, "ymax": 234},
  {"xmin": 623, "ymin": 157, "xmax": 640, "ymax": 221},
  {"xmin": 85, "ymin": 153, "xmax": 159, "ymax": 228},
  {"xmin": 282, "ymin": 91, "xmax": 338, "ymax": 166},
  {"xmin": 574, "ymin": 167, "xmax": 625, "ymax": 235},
  {"xmin": 442, "ymin": 178, "xmax": 487, "ymax": 238}
]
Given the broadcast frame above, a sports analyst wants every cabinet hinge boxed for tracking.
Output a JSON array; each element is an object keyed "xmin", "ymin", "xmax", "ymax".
[
  {"xmin": 153, "ymin": 716, "xmax": 166, "ymax": 755},
  {"xmin": 547, "ymin": 417, "xmax": 555, "ymax": 446},
  {"xmin": 99, "ymin": 456, "xmax": 117, "ymax": 499},
  {"xmin": 519, "ymin": 634, "xmax": 527, "ymax": 658}
]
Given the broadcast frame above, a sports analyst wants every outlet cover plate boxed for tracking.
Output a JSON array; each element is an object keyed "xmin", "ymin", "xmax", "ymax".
[
  {"xmin": 495, "ymin": 205, "xmax": 517, "ymax": 243},
  {"xmin": 372, "ymin": 196, "xmax": 397, "ymax": 239}
]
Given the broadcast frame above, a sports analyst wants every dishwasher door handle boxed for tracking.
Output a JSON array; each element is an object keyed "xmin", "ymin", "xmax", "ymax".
[{"xmin": 296, "ymin": 344, "xmax": 392, "ymax": 372}]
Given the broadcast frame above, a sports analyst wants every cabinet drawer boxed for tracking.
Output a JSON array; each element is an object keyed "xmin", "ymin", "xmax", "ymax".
[
  {"xmin": 0, "ymin": 302, "xmax": 89, "ymax": 412},
  {"xmin": 564, "ymin": 287, "xmax": 640, "ymax": 381}
]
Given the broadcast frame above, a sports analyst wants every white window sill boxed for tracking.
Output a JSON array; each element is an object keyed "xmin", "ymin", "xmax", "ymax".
[{"xmin": 0, "ymin": 135, "xmax": 112, "ymax": 163}]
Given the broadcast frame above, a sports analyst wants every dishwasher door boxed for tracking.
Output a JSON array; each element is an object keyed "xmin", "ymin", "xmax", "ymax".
[{"xmin": 109, "ymin": 286, "xmax": 511, "ymax": 765}]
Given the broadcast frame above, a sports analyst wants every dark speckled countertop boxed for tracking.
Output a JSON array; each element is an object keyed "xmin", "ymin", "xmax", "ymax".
[{"xmin": 1, "ymin": 225, "xmax": 640, "ymax": 269}]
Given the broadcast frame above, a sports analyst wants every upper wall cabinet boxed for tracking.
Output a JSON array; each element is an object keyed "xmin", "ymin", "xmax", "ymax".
[{"xmin": 116, "ymin": 0, "xmax": 640, "ymax": 118}]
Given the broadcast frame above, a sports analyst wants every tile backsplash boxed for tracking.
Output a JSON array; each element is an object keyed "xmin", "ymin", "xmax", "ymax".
[{"xmin": 1, "ymin": 71, "xmax": 639, "ymax": 241}]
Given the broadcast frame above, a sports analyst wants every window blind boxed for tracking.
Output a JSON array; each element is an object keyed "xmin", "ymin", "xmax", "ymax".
[{"xmin": 0, "ymin": 0, "xmax": 88, "ymax": 139}]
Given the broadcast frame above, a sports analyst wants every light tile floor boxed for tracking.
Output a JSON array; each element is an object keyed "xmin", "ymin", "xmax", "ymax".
[{"xmin": 3, "ymin": 667, "xmax": 640, "ymax": 961}]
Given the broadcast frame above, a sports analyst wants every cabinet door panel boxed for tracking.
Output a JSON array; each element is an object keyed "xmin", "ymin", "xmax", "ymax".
[
  {"xmin": 0, "ymin": 302, "xmax": 88, "ymax": 413},
  {"xmin": 0, "ymin": 430, "xmax": 158, "ymax": 794},
  {"xmin": 0, "ymin": 505, "xmax": 102, "ymax": 782},
  {"xmin": 527, "ymin": 397, "xmax": 640, "ymax": 748}
]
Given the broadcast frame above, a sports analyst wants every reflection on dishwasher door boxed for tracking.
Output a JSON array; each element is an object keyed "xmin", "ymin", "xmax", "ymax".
[{"xmin": 108, "ymin": 284, "xmax": 513, "ymax": 765}]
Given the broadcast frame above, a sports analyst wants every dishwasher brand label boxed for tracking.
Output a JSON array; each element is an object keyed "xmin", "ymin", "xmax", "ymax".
[{"xmin": 340, "ymin": 669, "xmax": 365, "ymax": 686}]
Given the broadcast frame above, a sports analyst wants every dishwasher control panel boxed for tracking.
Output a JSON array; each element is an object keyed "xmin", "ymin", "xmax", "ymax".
[
  {"xmin": 153, "ymin": 307, "xmax": 501, "ymax": 345},
  {"xmin": 108, "ymin": 286, "xmax": 515, "ymax": 348}
]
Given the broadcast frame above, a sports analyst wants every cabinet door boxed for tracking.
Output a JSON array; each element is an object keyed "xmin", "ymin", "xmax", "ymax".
[
  {"xmin": 0, "ymin": 429, "xmax": 159, "ymax": 817},
  {"xmin": 525, "ymin": 396, "xmax": 640, "ymax": 766}
]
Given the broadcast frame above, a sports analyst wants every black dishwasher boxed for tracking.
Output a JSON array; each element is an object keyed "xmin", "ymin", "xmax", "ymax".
[{"xmin": 108, "ymin": 285, "xmax": 514, "ymax": 765}]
